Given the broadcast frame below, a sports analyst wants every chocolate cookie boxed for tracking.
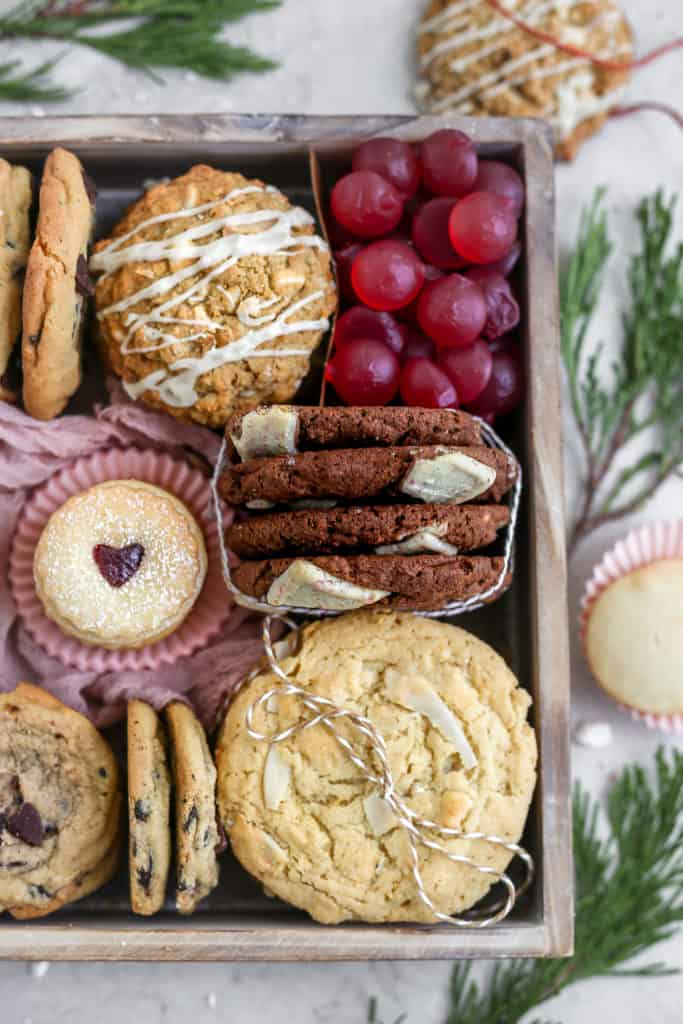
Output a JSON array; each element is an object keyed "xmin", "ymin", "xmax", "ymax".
[
  {"xmin": 226, "ymin": 405, "xmax": 483, "ymax": 461},
  {"xmin": 220, "ymin": 445, "xmax": 515, "ymax": 508},
  {"xmin": 165, "ymin": 702, "xmax": 220, "ymax": 914},
  {"xmin": 227, "ymin": 502, "xmax": 509, "ymax": 559},
  {"xmin": 0, "ymin": 684, "xmax": 122, "ymax": 919},
  {"xmin": 0, "ymin": 159, "xmax": 32, "ymax": 403},
  {"xmin": 127, "ymin": 700, "xmax": 171, "ymax": 916},
  {"xmin": 22, "ymin": 148, "xmax": 95, "ymax": 420},
  {"xmin": 231, "ymin": 553, "xmax": 508, "ymax": 611}
]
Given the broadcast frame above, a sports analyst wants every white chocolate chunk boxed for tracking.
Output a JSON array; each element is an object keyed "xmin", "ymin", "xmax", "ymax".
[
  {"xmin": 231, "ymin": 406, "xmax": 299, "ymax": 461},
  {"xmin": 246, "ymin": 498, "xmax": 275, "ymax": 510},
  {"xmin": 375, "ymin": 523, "xmax": 459, "ymax": 556},
  {"xmin": 263, "ymin": 746, "xmax": 291, "ymax": 810},
  {"xmin": 401, "ymin": 450, "xmax": 496, "ymax": 504},
  {"xmin": 363, "ymin": 793, "xmax": 396, "ymax": 837},
  {"xmin": 266, "ymin": 560, "xmax": 389, "ymax": 611},
  {"xmin": 384, "ymin": 669, "xmax": 477, "ymax": 770}
]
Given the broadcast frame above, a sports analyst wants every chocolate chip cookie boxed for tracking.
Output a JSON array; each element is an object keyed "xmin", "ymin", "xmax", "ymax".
[
  {"xmin": 0, "ymin": 159, "xmax": 32, "ymax": 403},
  {"xmin": 0, "ymin": 684, "xmax": 122, "ymax": 919},
  {"xmin": 127, "ymin": 700, "xmax": 171, "ymax": 916},
  {"xmin": 22, "ymin": 147, "xmax": 95, "ymax": 419}
]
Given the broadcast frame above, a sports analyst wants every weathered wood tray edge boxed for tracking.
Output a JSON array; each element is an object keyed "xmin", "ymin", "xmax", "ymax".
[{"xmin": 0, "ymin": 113, "xmax": 572, "ymax": 961}]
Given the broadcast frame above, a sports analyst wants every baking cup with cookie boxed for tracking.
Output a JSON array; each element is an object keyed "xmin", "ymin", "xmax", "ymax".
[{"xmin": 580, "ymin": 521, "xmax": 683, "ymax": 733}]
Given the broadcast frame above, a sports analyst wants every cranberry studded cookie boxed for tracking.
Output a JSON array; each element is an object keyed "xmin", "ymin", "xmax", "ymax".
[
  {"xmin": 127, "ymin": 700, "xmax": 172, "ymax": 916},
  {"xmin": 216, "ymin": 611, "xmax": 537, "ymax": 924},
  {"xmin": 91, "ymin": 165, "xmax": 337, "ymax": 428},
  {"xmin": 22, "ymin": 147, "xmax": 96, "ymax": 419},
  {"xmin": 0, "ymin": 684, "xmax": 123, "ymax": 919},
  {"xmin": 33, "ymin": 480, "xmax": 208, "ymax": 650},
  {"xmin": 415, "ymin": 0, "xmax": 633, "ymax": 160},
  {"xmin": 0, "ymin": 159, "xmax": 32, "ymax": 403},
  {"xmin": 165, "ymin": 702, "xmax": 220, "ymax": 914}
]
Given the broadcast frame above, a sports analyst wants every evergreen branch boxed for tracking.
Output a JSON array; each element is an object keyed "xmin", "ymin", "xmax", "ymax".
[{"xmin": 0, "ymin": 56, "xmax": 70, "ymax": 100}]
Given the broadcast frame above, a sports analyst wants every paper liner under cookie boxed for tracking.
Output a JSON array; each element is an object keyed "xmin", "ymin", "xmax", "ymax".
[
  {"xmin": 10, "ymin": 448, "xmax": 231, "ymax": 672},
  {"xmin": 579, "ymin": 520, "xmax": 683, "ymax": 734}
]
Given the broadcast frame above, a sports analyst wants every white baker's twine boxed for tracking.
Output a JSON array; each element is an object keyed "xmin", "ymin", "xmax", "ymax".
[{"xmin": 210, "ymin": 417, "xmax": 534, "ymax": 926}]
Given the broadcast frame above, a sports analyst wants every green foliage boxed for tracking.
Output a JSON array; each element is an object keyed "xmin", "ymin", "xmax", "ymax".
[{"xmin": 0, "ymin": 57, "xmax": 70, "ymax": 100}]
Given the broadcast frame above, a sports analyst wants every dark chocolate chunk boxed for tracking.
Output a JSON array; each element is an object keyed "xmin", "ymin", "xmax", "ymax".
[
  {"xmin": 215, "ymin": 821, "xmax": 228, "ymax": 855},
  {"xmin": 183, "ymin": 805, "xmax": 198, "ymax": 833},
  {"xmin": 0, "ymin": 812, "xmax": 7, "ymax": 834},
  {"xmin": 7, "ymin": 803, "xmax": 44, "ymax": 847},
  {"xmin": 93, "ymin": 542, "xmax": 145, "ymax": 587},
  {"xmin": 29, "ymin": 883, "xmax": 51, "ymax": 899},
  {"xmin": 75, "ymin": 254, "xmax": 95, "ymax": 297},
  {"xmin": 134, "ymin": 799, "xmax": 150, "ymax": 823},
  {"xmin": 98, "ymin": 767, "xmax": 107, "ymax": 778},
  {"xmin": 136, "ymin": 854, "xmax": 154, "ymax": 894},
  {"xmin": 82, "ymin": 169, "xmax": 97, "ymax": 204},
  {"xmin": 27, "ymin": 332, "xmax": 41, "ymax": 347}
]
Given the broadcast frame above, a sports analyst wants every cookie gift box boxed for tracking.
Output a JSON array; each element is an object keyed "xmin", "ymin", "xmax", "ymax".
[{"xmin": 0, "ymin": 114, "xmax": 571, "ymax": 961}]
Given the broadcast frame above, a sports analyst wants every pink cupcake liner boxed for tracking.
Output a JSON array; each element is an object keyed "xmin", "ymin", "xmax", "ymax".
[
  {"xmin": 579, "ymin": 520, "xmax": 683, "ymax": 734},
  {"xmin": 9, "ymin": 448, "xmax": 232, "ymax": 672}
]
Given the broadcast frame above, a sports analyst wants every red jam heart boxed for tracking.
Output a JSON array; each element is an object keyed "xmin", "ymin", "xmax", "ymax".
[{"xmin": 93, "ymin": 543, "xmax": 145, "ymax": 587}]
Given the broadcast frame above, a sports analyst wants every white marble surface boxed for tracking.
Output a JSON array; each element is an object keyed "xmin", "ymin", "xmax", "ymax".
[{"xmin": 1, "ymin": 0, "xmax": 682, "ymax": 1020}]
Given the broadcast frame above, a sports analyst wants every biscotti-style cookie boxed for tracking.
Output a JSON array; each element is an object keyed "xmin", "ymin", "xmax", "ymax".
[
  {"xmin": 227, "ymin": 502, "xmax": 509, "ymax": 559},
  {"xmin": 220, "ymin": 445, "xmax": 515, "ymax": 508},
  {"xmin": 415, "ymin": 0, "xmax": 633, "ymax": 161},
  {"xmin": 91, "ymin": 165, "xmax": 336, "ymax": 428},
  {"xmin": 127, "ymin": 700, "xmax": 171, "ymax": 916},
  {"xmin": 226, "ymin": 405, "xmax": 483, "ymax": 461},
  {"xmin": 216, "ymin": 611, "xmax": 537, "ymax": 924},
  {"xmin": 231, "ymin": 553, "xmax": 508, "ymax": 611},
  {"xmin": 22, "ymin": 147, "xmax": 95, "ymax": 419},
  {"xmin": 0, "ymin": 159, "xmax": 32, "ymax": 403},
  {"xmin": 165, "ymin": 702, "xmax": 220, "ymax": 914},
  {"xmin": 0, "ymin": 684, "xmax": 122, "ymax": 920}
]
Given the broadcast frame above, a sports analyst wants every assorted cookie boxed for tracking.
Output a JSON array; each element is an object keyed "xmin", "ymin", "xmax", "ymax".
[
  {"xmin": 0, "ymin": 684, "xmax": 122, "ymax": 919},
  {"xmin": 216, "ymin": 610, "xmax": 537, "ymax": 924},
  {"xmin": 222, "ymin": 405, "xmax": 516, "ymax": 611},
  {"xmin": 0, "ymin": 158, "xmax": 32, "ymax": 403}
]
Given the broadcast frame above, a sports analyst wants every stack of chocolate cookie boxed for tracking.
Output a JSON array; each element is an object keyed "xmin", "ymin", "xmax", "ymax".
[{"xmin": 221, "ymin": 406, "xmax": 517, "ymax": 612}]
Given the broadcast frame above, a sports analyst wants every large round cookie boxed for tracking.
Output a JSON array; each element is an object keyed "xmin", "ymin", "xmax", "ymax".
[
  {"xmin": 416, "ymin": 0, "xmax": 633, "ymax": 160},
  {"xmin": 91, "ymin": 165, "xmax": 336, "ymax": 428},
  {"xmin": 0, "ymin": 684, "xmax": 122, "ymax": 919},
  {"xmin": 127, "ymin": 700, "xmax": 171, "ymax": 916},
  {"xmin": 216, "ymin": 611, "xmax": 537, "ymax": 924}
]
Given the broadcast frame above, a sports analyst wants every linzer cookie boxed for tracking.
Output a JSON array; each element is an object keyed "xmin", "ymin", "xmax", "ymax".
[
  {"xmin": 22, "ymin": 148, "xmax": 95, "ymax": 420},
  {"xmin": 0, "ymin": 684, "xmax": 122, "ymax": 919},
  {"xmin": 0, "ymin": 159, "xmax": 32, "ymax": 403},
  {"xmin": 91, "ymin": 165, "xmax": 336, "ymax": 428}
]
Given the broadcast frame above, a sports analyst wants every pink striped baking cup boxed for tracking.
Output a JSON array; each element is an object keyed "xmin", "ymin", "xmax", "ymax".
[
  {"xmin": 9, "ymin": 448, "xmax": 232, "ymax": 672},
  {"xmin": 579, "ymin": 520, "xmax": 683, "ymax": 734}
]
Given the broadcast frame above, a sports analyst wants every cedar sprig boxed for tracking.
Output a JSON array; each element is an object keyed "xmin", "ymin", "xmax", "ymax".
[
  {"xmin": 0, "ymin": 56, "xmax": 70, "ymax": 99},
  {"xmin": 0, "ymin": 0, "xmax": 280, "ymax": 99},
  {"xmin": 561, "ymin": 188, "xmax": 683, "ymax": 551}
]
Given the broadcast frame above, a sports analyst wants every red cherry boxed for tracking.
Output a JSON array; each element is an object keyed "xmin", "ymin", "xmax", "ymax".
[
  {"xmin": 486, "ymin": 239, "xmax": 522, "ymax": 278},
  {"xmin": 335, "ymin": 306, "xmax": 404, "ymax": 355},
  {"xmin": 467, "ymin": 349, "xmax": 524, "ymax": 416},
  {"xmin": 420, "ymin": 129, "xmax": 478, "ymax": 197},
  {"xmin": 437, "ymin": 339, "xmax": 493, "ymax": 403},
  {"xmin": 473, "ymin": 161, "xmax": 525, "ymax": 217},
  {"xmin": 352, "ymin": 137, "xmax": 420, "ymax": 198},
  {"xmin": 417, "ymin": 273, "xmax": 487, "ymax": 349},
  {"xmin": 351, "ymin": 240, "xmax": 425, "ymax": 311},
  {"xmin": 399, "ymin": 325, "xmax": 436, "ymax": 363},
  {"xmin": 396, "ymin": 263, "xmax": 444, "ymax": 324},
  {"xmin": 400, "ymin": 358, "xmax": 458, "ymax": 408},
  {"xmin": 330, "ymin": 171, "xmax": 404, "ymax": 239},
  {"xmin": 412, "ymin": 197, "xmax": 468, "ymax": 270},
  {"xmin": 325, "ymin": 338, "xmax": 400, "ymax": 406},
  {"xmin": 334, "ymin": 243, "xmax": 364, "ymax": 303},
  {"xmin": 465, "ymin": 267, "xmax": 520, "ymax": 339},
  {"xmin": 449, "ymin": 192, "xmax": 517, "ymax": 264}
]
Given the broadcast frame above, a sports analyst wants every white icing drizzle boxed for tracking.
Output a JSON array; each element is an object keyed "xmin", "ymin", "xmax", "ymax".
[{"xmin": 91, "ymin": 183, "xmax": 331, "ymax": 409}]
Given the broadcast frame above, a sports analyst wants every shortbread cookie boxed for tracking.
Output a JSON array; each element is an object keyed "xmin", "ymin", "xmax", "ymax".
[
  {"xmin": 33, "ymin": 480, "xmax": 208, "ymax": 650},
  {"xmin": 416, "ymin": 0, "xmax": 633, "ymax": 160},
  {"xmin": 0, "ymin": 684, "xmax": 122, "ymax": 919},
  {"xmin": 91, "ymin": 165, "xmax": 336, "ymax": 428},
  {"xmin": 227, "ymin": 503, "xmax": 509, "ymax": 558},
  {"xmin": 165, "ymin": 702, "xmax": 220, "ymax": 914},
  {"xmin": 22, "ymin": 147, "xmax": 95, "ymax": 419},
  {"xmin": 226, "ymin": 405, "xmax": 483, "ymax": 461},
  {"xmin": 127, "ymin": 700, "xmax": 171, "ymax": 916},
  {"xmin": 219, "ymin": 445, "xmax": 516, "ymax": 507},
  {"xmin": 216, "ymin": 611, "xmax": 537, "ymax": 924},
  {"xmin": 231, "ymin": 552, "xmax": 508, "ymax": 611},
  {"xmin": 0, "ymin": 159, "xmax": 32, "ymax": 402}
]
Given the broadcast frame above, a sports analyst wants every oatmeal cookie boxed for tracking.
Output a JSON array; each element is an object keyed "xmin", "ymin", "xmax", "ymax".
[
  {"xmin": 127, "ymin": 700, "xmax": 171, "ymax": 915},
  {"xmin": 91, "ymin": 165, "xmax": 336, "ymax": 428},
  {"xmin": 416, "ymin": 0, "xmax": 633, "ymax": 160},
  {"xmin": 0, "ymin": 159, "xmax": 32, "ymax": 403},
  {"xmin": 216, "ymin": 611, "xmax": 537, "ymax": 924}
]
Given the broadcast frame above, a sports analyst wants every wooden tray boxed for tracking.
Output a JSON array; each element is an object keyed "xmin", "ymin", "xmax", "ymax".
[{"xmin": 0, "ymin": 114, "xmax": 572, "ymax": 961}]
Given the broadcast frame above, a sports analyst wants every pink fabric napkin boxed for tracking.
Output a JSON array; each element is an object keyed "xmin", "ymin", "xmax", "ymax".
[{"xmin": 0, "ymin": 390, "xmax": 268, "ymax": 731}]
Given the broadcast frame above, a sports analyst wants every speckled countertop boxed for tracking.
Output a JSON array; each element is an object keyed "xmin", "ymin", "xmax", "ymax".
[{"xmin": 0, "ymin": 0, "xmax": 682, "ymax": 1021}]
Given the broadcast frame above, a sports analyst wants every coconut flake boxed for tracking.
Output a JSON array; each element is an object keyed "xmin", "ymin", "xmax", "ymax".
[
  {"xmin": 384, "ymin": 670, "xmax": 477, "ymax": 770},
  {"xmin": 263, "ymin": 746, "xmax": 291, "ymax": 809}
]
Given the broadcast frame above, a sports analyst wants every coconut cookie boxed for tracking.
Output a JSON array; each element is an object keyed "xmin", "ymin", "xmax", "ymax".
[
  {"xmin": 0, "ymin": 684, "xmax": 122, "ymax": 919},
  {"xmin": 91, "ymin": 165, "xmax": 336, "ymax": 428},
  {"xmin": 127, "ymin": 700, "xmax": 172, "ymax": 915},
  {"xmin": 165, "ymin": 702, "xmax": 220, "ymax": 914},
  {"xmin": 33, "ymin": 480, "xmax": 208, "ymax": 650},
  {"xmin": 216, "ymin": 611, "xmax": 537, "ymax": 924},
  {"xmin": 0, "ymin": 159, "xmax": 32, "ymax": 403},
  {"xmin": 22, "ymin": 147, "xmax": 96, "ymax": 419},
  {"xmin": 416, "ymin": 0, "xmax": 633, "ymax": 160}
]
